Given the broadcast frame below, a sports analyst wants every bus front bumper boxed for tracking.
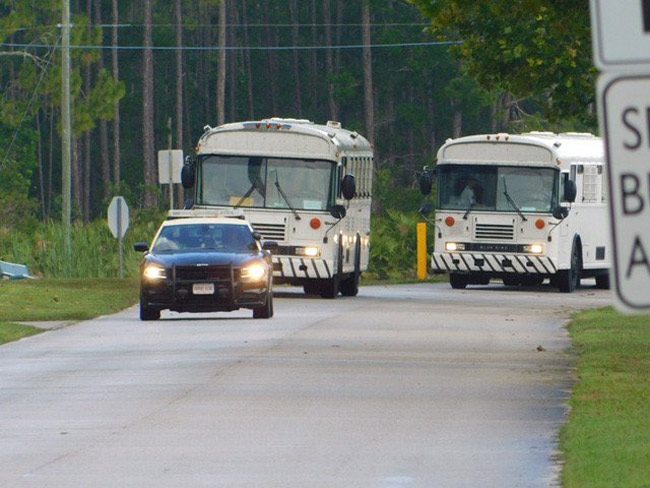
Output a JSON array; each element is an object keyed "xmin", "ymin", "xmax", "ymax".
[{"xmin": 430, "ymin": 252, "xmax": 558, "ymax": 276}]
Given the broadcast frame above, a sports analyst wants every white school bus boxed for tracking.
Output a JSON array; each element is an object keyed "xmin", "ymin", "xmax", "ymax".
[
  {"xmin": 419, "ymin": 132, "xmax": 610, "ymax": 292},
  {"xmin": 180, "ymin": 117, "xmax": 373, "ymax": 298}
]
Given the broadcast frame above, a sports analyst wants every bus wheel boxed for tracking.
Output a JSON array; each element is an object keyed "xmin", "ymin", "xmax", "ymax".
[
  {"xmin": 595, "ymin": 273, "xmax": 610, "ymax": 289},
  {"xmin": 449, "ymin": 273, "xmax": 468, "ymax": 289},
  {"xmin": 340, "ymin": 272, "xmax": 359, "ymax": 297},
  {"xmin": 558, "ymin": 242, "xmax": 582, "ymax": 293},
  {"xmin": 503, "ymin": 275, "xmax": 520, "ymax": 286},
  {"xmin": 320, "ymin": 276, "xmax": 339, "ymax": 299},
  {"xmin": 303, "ymin": 281, "xmax": 320, "ymax": 295}
]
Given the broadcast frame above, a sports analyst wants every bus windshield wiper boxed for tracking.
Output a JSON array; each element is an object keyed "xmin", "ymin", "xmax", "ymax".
[
  {"xmin": 462, "ymin": 200, "xmax": 474, "ymax": 220},
  {"xmin": 273, "ymin": 171, "xmax": 301, "ymax": 220},
  {"xmin": 502, "ymin": 177, "xmax": 527, "ymax": 221}
]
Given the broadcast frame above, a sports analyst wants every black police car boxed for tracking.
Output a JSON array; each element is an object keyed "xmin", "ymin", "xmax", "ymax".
[{"xmin": 134, "ymin": 217, "xmax": 274, "ymax": 320}]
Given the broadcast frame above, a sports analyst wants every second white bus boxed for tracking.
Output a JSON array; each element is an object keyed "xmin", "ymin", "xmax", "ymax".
[{"xmin": 420, "ymin": 132, "xmax": 610, "ymax": 292}]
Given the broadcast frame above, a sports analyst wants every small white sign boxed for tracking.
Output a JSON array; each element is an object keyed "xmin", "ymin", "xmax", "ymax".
[
  {"xmin": 591, "ymin": 0, "xmax": 650, "ymax": 70},
  {"xmin": 107, "ymin": 196, "xmax": 129, "ymax": 239},
  {"xmin": 598, "ymin": 72, "xmax": 650, "ymax": 311},
  {"xmin": 157, "ymin": 149, "xmax": 183, "ymax": 184}
]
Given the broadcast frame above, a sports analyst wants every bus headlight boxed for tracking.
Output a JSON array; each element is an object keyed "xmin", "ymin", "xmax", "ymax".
[
  {"xmin": 296, "ymin": 246, "xmax": 320, "ymax": 257},
  {"xmin": 445, "ymin": 242, "xmax": 465, "ymax": 252},
  {"xmin": 143, "ymin": 264, "xmax": 167, "ymax": 281},
  {"xmin": 241, "ymin": 262, "xmax": 268, "ymax": 282},
  {"xmin": 523, "ymin": 243, "xmax": 544, "ymax": 254}
]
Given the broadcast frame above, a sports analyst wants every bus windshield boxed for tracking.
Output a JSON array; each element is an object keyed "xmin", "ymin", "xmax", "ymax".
[
  {"xmin": 197, "ymin": 155, "xmax": 335, "ymax": 211},
  {"xmin": 438, "ymin": 164, "xmax": 558, "ymax": 213}
]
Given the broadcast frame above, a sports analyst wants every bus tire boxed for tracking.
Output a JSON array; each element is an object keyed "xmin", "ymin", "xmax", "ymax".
[
  {"xmin": 320, "ymin": 276, "xmax": 339, "ymax": 299},
  {"xmin": 449, "ymin": 273, "xmax": 468, "ymax": 289},
  {"xmin": 503, "ymin": 275, "xmax": 520, "ymax": 286},
  {"xmin": 558, "ymin": 240, "xmax": 582, "ymax": 293},
  {"xmin": 340, "ymin": 236, "xmax": 361, "ymax": 297},
  {"xmin": 595, "ymin": 273, "xmax": 610, "ymax": 289}
]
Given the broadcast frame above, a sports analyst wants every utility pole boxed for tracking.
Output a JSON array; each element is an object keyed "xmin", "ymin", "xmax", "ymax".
[{"xmin": 61, "ymin": 0, "xmax": 72, "ymax": 259}]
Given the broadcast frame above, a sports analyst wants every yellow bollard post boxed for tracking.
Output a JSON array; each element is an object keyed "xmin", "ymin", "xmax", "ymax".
[{"xmin": 417, "ymin": 222, "xmax": 427, "ymax": 281}]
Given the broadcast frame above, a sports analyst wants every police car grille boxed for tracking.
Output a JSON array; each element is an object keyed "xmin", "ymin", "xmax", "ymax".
[{"xmin": 175, "ymin": 265, "xmax": 236, "ymax": 282}]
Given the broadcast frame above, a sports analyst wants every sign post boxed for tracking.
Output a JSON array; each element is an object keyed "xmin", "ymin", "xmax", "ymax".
[
  {"xmin": 158, "ymin": 149, "xmax": 183, "ymax": 210},
  {"xmin": 107, "ymin": 196, "xmax": 130, "ymax": 279},
  {"xmin": 591, "ymin": 0, "xmax": 650, "ymax": 311}
]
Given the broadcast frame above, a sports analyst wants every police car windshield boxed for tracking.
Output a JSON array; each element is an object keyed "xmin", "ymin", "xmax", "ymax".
[{"xmin": 152, "ymin": 223, "xmax": 256, "ymax": 253}]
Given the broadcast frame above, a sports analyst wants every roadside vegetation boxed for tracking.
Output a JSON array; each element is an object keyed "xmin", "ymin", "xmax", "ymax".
[
  {"xmin": 561, "ymin": 307, "xmax": 650, "ymax": 487},
  {"xmin": 0, "ymin": 278, "xmax": 139, "ymax": 346}
]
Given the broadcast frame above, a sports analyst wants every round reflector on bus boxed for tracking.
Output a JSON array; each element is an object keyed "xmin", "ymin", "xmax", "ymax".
[
  {"xmin": 445, "ymin": 216, "xmax": 455, "ymax": 227},
  {"xmin": 310, "ymin": 218, "xmax": 321, "ymax": 230},
  {"xmin": 535, "ymin": 219, "xmax": 545, "ymax": 229}
]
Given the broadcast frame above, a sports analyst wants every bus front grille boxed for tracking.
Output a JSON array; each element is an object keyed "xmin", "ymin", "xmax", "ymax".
[
  {"xmin": 474, "ymin": 223, "xmax": 514, "ymax": 240},
  {"xmin": 252, "ymin": 222, "xmax": 286, "ymax": 241}
]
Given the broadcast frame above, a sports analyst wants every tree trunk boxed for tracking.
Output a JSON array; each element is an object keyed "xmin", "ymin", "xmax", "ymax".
[
  {"xmin": 143, "ymin": 0, "xmax": 157, "ymax": 208},
  {"xmin": 37, "ymin": 109, "xmax": 46, "ymax": 219},
  {"xmin": 362, "ymin": 0, "xmax": 375, "ymax": 148},
  {"xmin": 228, "ymin": 2, "xmax": 238, "ymax": 121},
  {"xmin": 310, "ymin": 0, "xmax": 319, "ymax": 113},
  {"xmin": 263, "ymin": 3, "xmax": 278, "ymax": 115},
  {"xmin": 452, "ymin": 108, "xmax": 462, "ymax": 138},
  {"xmin": 175, "ymin": 0, "xmax": 184, "ymax": 206},
  {"xmin": 216, "ymin": 0, "xmax": 227, "ymax": 125},
  {"xmin": 94, "ymin": 0, "xmax": 110, "ymax": 202},
  {"xmin": 111, "ymin": 0, "xmax": 121, "ymax": 190},
  {"xmin": 289, "ymin": 0, "xmax": 303, "ymax": 116},
  {"xmin": 241, "ymin": 0, "xmax": 255, "ymax": 118},
  {"xmin": 323, "ymin": 0, "xmax": 337, "ymax": 121}
]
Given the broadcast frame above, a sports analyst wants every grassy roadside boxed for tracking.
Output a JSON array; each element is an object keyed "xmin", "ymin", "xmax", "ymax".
[
  {"xmin": 561, "ymin": 307, "xmax": 650, "ymax": 487},
  {"xmin": 0, "ymin": 278, "xmax": 139, "ymax": 345}
]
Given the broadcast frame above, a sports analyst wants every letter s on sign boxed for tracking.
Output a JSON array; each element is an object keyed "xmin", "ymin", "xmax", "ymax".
[{"xmin": 622, "ymin": 107, "xmax": 641, "ymax": 150}]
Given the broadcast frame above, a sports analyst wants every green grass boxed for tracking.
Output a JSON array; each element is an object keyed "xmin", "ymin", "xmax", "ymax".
[
  {"xmin": 0, "ymin": 321, "xmax": 43, "ymax": 344},
  {"xmin": 0, "ymin": 278, "xmax": 139, "ymax": 322},
  {"xmin": 561, "ymin": 307, "xmax": 650, "ymax": 487}
]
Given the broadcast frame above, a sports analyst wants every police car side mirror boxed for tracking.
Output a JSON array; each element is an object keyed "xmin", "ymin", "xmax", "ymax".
[
  {"xmin": 252, "ymin": 231, "xmax": 262, "ymax": 241},
  {"xmin": 134, "ymin": 242, "xmax": 149, "ymax": 252},
  {"xmin": 341, "ymin": 174, "xmax": 356, "ymax": 200},
  {"xmin": 563, "ymin": 180, "xmax": 577, "ymax": 203},
  {"xmin": 262, "ymin": 241, "xmax": 279, "ymax": 252},
  {"xmin": 181, "ymin": 157, "xmax": 195, "ymax": 189}
]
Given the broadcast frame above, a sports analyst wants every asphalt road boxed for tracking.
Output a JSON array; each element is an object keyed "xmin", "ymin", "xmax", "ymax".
[{"xmin": 0, "ymin": 282, "xmax": 610, "ymax": 487}]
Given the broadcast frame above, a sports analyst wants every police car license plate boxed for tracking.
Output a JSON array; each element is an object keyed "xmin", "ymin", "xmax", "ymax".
[{"xmin": 192, "ymin": 283, "xmax": 215, "ymax": 295}]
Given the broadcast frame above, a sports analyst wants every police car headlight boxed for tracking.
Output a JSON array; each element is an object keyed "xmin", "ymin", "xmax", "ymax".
[
  {"xmin": 445, "ymin": 242, "xmax": 465, "ymax": 252},
  {"xmin": 523, "ymin": 243, "xmax": 544, "ymax": 254},
  {"xmin": 241, "ymin": 262, "xmax": 268, "ymax": 281},
  {"xmin": 143, "ymin": 264, "xmax": 167, "ymax": 281}
]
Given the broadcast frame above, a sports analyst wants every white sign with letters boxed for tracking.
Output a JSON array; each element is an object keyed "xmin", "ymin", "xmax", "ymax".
[
  {"xmin": 598, "ymin": 73, "xmax": 650, "ymax": 311},
  {"xmin": 591, "ymin": 0, "xmax": 650, "ymax": 70}
]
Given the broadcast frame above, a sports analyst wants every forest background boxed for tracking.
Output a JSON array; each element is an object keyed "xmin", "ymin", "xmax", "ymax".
[{"xmin": 0, "ymin": 0, "xmax": 595, "ymax": 279}]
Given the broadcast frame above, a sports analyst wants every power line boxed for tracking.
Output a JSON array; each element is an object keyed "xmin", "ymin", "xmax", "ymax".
[
  {"xmin": 0, "ymin": 22, "xmax": 431, "ymax": 32},
  {"xmin": 0, "ymin": 40, "xmax": 460, "ymax": 52}
]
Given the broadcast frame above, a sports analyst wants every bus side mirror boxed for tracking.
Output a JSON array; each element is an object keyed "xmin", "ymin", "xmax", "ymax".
[
  {"xmin": 418, "ymin": 168, "xmax": 434, "ymax": 196},
  {"xmin": 419, "ymin": 202, "xmax": 433, "ymax": 215},
  {"xmin": 181, "ymin": 157, "xmax": 195, "ymax": 189},
  {"xmin": 341, "ymin": 174, "xmax": 356, "ymax": 200},
  {"xmin": 330, "ymin": 204, "xmax": 346, "ymax": 219},
  {"xmin": 552, "ymin": 206, "xmax": 569, "ymax": 220},
  {"xmin": 563, "ymin": 180, "xmax": 577, "ymax": 203}
]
